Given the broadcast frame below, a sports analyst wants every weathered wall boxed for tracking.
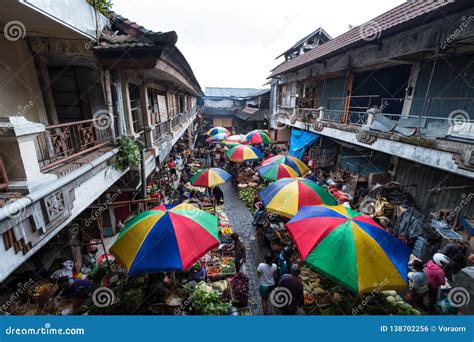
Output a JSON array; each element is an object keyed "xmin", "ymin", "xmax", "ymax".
[
  {"xmin": 395, "ymin": 157, "xmax": 474, "ymax": 216},
  {"xmin": 0, "ymin": 37, "xmax": 48, "ymax": 124},
  {"xmin": 410, "ymin": 53, "xmax": 474, "ymax": 119}
]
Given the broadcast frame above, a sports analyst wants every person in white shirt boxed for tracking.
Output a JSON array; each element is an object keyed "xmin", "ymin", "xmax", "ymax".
[{"xmin": 257, "ymin": 253, "xmax": 277, "ymax": 315}]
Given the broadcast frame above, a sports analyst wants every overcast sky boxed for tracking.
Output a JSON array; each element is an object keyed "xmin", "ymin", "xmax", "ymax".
[{"xmin": 112, "ymin": 0, "xmax": 405, "ymax": 89}]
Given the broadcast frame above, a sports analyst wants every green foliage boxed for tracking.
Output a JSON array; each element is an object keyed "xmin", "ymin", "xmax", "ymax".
[
  {"xmin": 115, "ymin": 136, "xmax": 142, "ymax": 172},
  {"xmin": 87, "ymin": 0, "xmax": 113, "ymax": 17}
]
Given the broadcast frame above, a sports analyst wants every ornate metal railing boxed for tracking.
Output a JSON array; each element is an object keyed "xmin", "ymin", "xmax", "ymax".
[{"xmin": 37, "ymin": 118, "xmax": 113, "ymax": 172}]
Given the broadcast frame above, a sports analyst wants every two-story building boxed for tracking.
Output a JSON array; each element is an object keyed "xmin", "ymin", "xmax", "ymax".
[
  {"xmin": 0, "ymin": 1, "xmax": 201, "ymax": 281},
  {"xmin": 201, "ymin": 87, "xmax": 270, "ymax": 133},
  {"xmin": 268, "ymin": 0, "xmax": 474, "ymax": 217}
]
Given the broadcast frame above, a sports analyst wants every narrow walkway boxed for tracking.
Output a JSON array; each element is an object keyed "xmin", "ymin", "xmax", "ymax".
[{"xmin": 222, "ymin": 183, "xmax": 265, "ymax": 315}]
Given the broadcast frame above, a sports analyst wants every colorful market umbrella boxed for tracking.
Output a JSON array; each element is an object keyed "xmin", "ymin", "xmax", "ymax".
[
  {"xmin": 261, "ymin": 155, "xmax": 310, "ymax": 176},
  {"xmin": 225, "ymin": 144, "xmax": 263, "ymax": 162},
  {"xmin": 208, "ymin": 132, "xmax": 229, "ymax": 141},
  {"xmin": 222, "ymin": 139, "xmax": 241, "ymax": 147},
  {"xmin": 110, "ymin": 203, "xmax": 219, "ymax": 274},
  {"xmin": 189, "ymin": 168, "xmax": 232, "ymax": 188},
  {"xmin": 246, "ymin": 130, "xmax": 272, "ymax": 144},
  {"xmin": 286, "ymin": 205, "xmax": 411, "ymax": 293},
  {"xmin": 257, "ymin": 162, "xmax": 299, "ymax": 181},
  {"xmin": 207, "ymin": 127, "xmax": 230, "ymax": 136},
  {"xmin": 227, "ymin": 134, "xmax": 246, "ymax": 142},
  {"xmin": 258, "ymin": 178, "xmax": 337, "ymax": 217}
]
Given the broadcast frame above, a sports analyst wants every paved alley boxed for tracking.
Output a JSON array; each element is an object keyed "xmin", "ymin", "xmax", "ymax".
[{"xmin": 222, "ymin": 183, "xmax": 267, "ymax": 315}]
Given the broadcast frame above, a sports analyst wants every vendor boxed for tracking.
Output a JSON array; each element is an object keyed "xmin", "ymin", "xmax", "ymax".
[
  {"xmin": 82, "ymin": 243, "xmax": 99, "ymax": 274},
  {"xmin": 188, "ymin": 261, "xmax": 206, "ymax": 282},
  {"xmin": 407, "ymin": 260, "xmax": 428, "ymax": 309}
]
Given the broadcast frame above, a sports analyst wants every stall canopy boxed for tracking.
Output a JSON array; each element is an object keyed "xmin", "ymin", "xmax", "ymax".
[{"xmin": 289, "ymin": 129, "xmax": 320, "ymax": 159}]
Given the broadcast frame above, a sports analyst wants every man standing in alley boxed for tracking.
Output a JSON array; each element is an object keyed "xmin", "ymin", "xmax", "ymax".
[{"xmin": 277, "ymin": 264, "xmax": 304, "ymax": 315}]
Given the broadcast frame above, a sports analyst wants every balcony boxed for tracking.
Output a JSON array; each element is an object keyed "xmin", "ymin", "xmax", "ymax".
[
  {"xmin": 274, "ymin": 105, "xmax": 474, "ymax": 178},
  {"xmin": 0, "ymin": 116, "xmax": 124, "ymax": 281},
  {"xmin": 36, "ymin": 118, "xmax": 114, "ymax": 173}
]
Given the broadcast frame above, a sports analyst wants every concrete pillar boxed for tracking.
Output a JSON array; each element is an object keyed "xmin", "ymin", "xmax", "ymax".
[
  {"xmin": 111, "ymin": 71, "xmax": 126, "ymax": 136},
  {"xmin": 0, "ymin": 116, "xmax": 57, "ymax": 193}
]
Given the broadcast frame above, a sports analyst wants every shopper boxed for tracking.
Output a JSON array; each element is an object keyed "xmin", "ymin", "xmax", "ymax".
[
  {"xmin": 213, "ymin": 186, "xmax": 224, "ymax": 205},
  {"xmin": 277, "ymin": 264, "xmax": 304, "ymax": 315},
  {"xmin": 425, "ymin": 253, "xmax": 449, "ymax": 313},
  {"xmin": 230, "ymin": 233, "xmax": 246, "ymax": 273},
  {"xmin": 168, "ymin": 158, "xmax": 177, "ymax": 180},
  {"xmin": 439, "ymin": 240, "xmax": 468, "ymax": 280},
  {"xmin": 257, "ymin": 253, "xmax": 277, "ymax": 315},
  {"xmin": 407, "ymin": 260, "xmax": 428, "ymax": 309}
]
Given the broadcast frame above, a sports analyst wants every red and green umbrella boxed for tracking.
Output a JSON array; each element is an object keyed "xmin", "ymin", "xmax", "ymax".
[
  {"xmin": 207, "ymin": 127, "xmax": 230, "ymax": 136},
  {"xmin": 258, "ymin": 178, "xmax": 337, "ymax": 217},
  {"xmin": 110, "ymin": 203, "xmax": 219, "ymax": 274},
  {"xmin": 286, "ymin": 205, "xmax": 411, "ymax": 293},
  {"xmin": 262, "ymin": 155, "xmax": 309, "ymax": 176},
  {"xmin": 190, "ymin": 168, "xmax": 232, "ymax": 188},
  {"xmin": 257, "ymin": 162, "xmax": 299, "ymax": 182},
  {"xmin": 246, "ymin": 129, "xmax": 272, "ymax": 144},
  {"xmin": 225, "ymin": 144, "xmax": 263, "ymax": 162}
]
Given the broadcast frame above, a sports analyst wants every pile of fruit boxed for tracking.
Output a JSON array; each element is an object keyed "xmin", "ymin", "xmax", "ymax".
[{"xmin": 238, "ymin": 184, "xmax": 265, "ymax": 211}]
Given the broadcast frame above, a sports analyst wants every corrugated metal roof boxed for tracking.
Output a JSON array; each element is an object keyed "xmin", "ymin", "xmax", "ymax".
[
  {"xmin": 270, "ymin": 0, "xmax": 458, "ymax": 77},
  {"xmin": 204, "ymin": 87, "xmax": 269, "ymax": 98}
]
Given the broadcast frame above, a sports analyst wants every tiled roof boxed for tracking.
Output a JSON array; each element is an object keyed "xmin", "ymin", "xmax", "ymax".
[
  {"xmin": 94, "ymin": 11, "xmax": 177, "ymax": 49},
  {"xmin": 204, "ymin": 87, "xmax": 269, "ymax": 98},
  {"xmin": 270, "ymin": 0, "xmax": 459, "ymax": 77}
]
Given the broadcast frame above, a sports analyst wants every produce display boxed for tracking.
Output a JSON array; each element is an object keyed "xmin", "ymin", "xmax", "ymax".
[
  {"xmin": 299, "ymin": 266, "xmax": 420, "ymax": 315},
  {"xmin": 238, "ymin": 184, "xmax": 265, "ymax": 212},
  {"xmin": 229, "ymin": 273, "xmax": 249, "ymax": 305},
  {"xmin": 184, "ymin": 282, "xmax": 230, "ymax": 315}
]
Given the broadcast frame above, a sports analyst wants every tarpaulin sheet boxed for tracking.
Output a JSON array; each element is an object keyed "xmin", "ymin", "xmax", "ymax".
[{"xmin": 289, "ymin": 129, "xmax": 320, "ymax": 159}]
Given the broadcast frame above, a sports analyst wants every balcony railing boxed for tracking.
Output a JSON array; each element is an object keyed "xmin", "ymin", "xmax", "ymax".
[
  {"xmin": 154, "ymin": 121, "xmax": 171, "ymax": 142},
  {"xmin": 37, "ymin": 118, "xmax": 114, "ymax": 172},
  {"xmin": 277, "ymin": 106, "xmax": 474, "ymax": 140}
]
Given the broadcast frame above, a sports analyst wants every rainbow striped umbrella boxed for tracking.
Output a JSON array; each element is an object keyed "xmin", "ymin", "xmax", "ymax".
[
  {"xmin": 258, "ymin": 178, "xmax": 337, "ymax": 217},
  {"xmin": 110, "ymin": 203, "xmax": 219, "ymax": 274},
  {"xmin": 225, "ymin": 145, "xmax": 263, "ymax": 162},
  {"xmin": 207, "ymin": 127, "xmax": 230, "ymax": 136},
  {"xmin": 190, "ymin": 168, "xmax": 232, "ymax": 188},
  {"xmin": 246, "ymin": 130, "xmax": 272, "ymax": 144},
  {"xmin": 257, "ymin": 162, "xmax": 299, "ymax": 181},
  {"xmin": 286, "ymin": 205, "xmax": 411, "ymax": 293},
  {"xmin": 262, "ymin": 155, "xmax": 309, "ymax": 176},
  {"xmin": 208, "ymin": 132, "xmax": 229, "ymax": 141},
  {"xmin": 227, "ymin": 134, "xmax": 246, "ymax": 142}
]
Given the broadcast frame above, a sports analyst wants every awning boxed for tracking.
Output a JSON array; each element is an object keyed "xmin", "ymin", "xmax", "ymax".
[{"xmin": 289, "ymin": 129, "xmax": 320, "ymax": 159}]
